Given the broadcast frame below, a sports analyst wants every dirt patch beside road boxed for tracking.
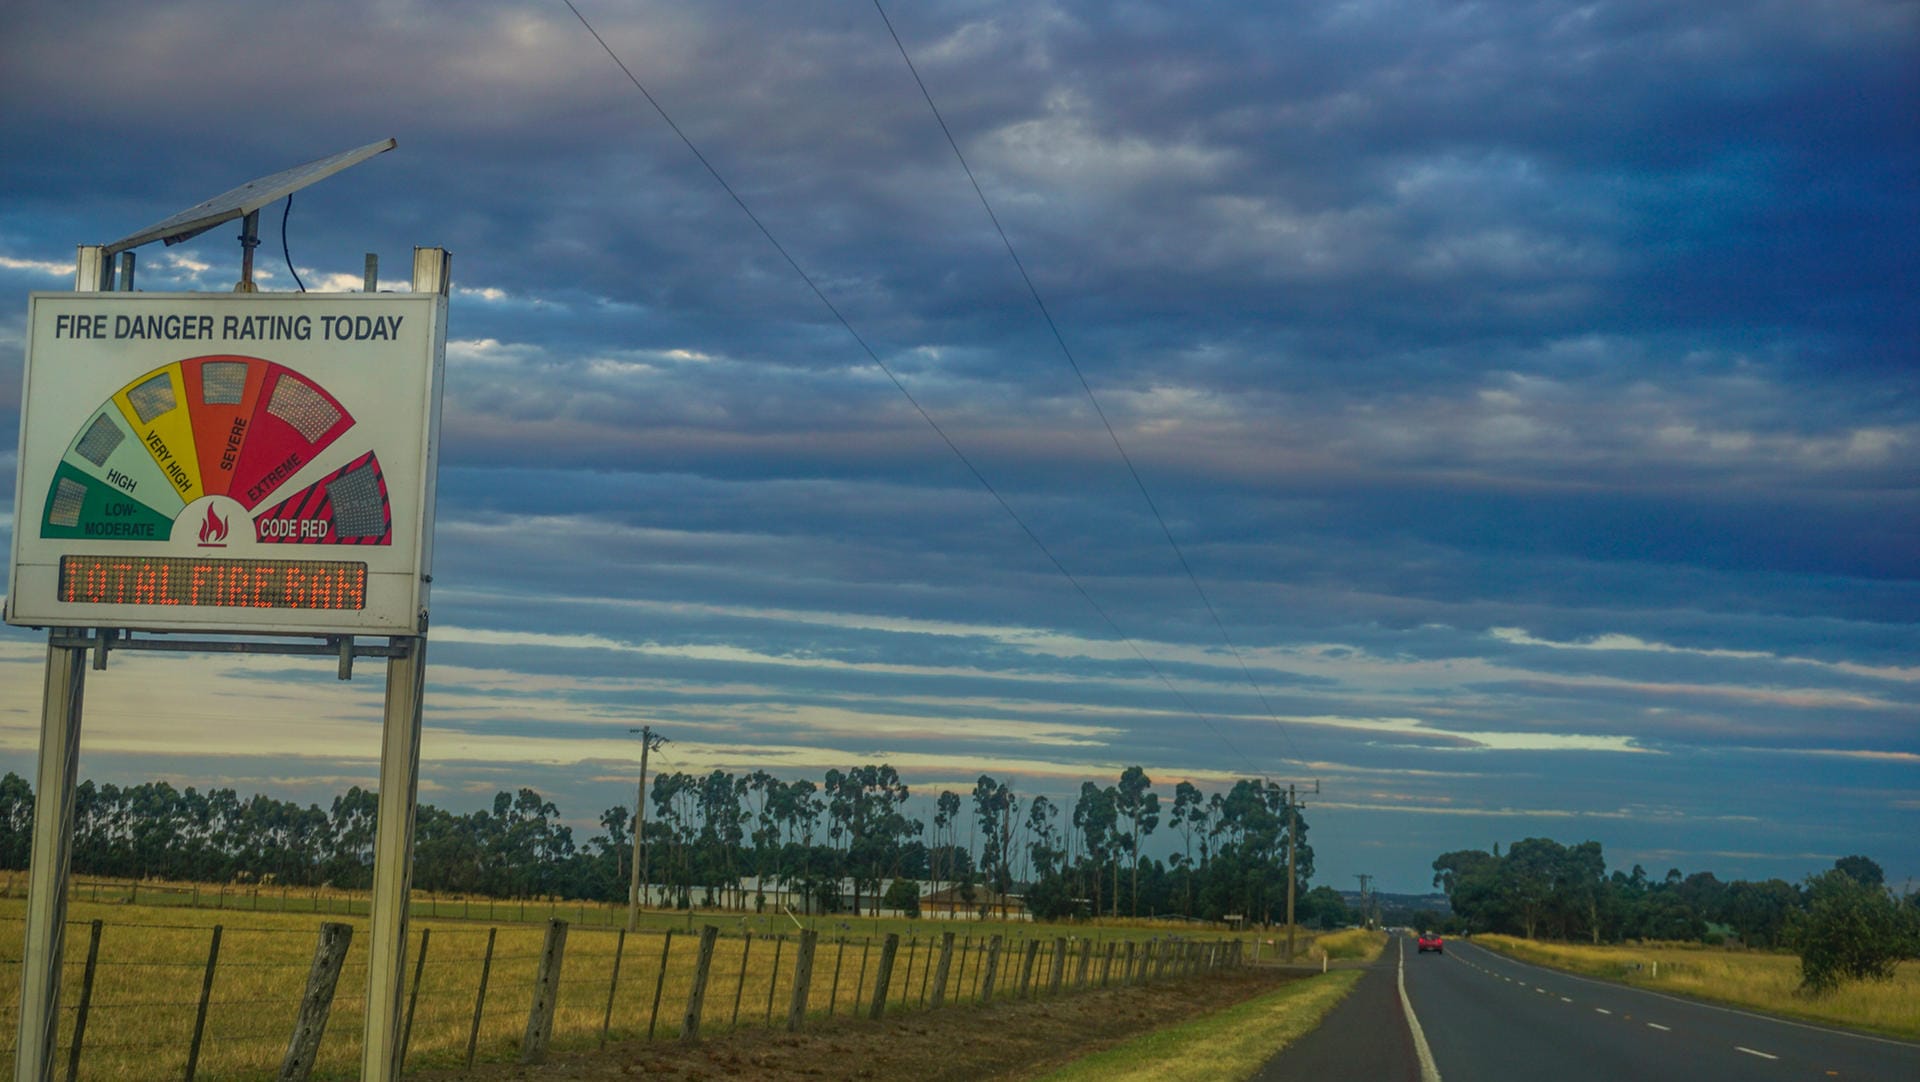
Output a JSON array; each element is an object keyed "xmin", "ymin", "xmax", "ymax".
[{"xmin": 410, "ymin": 967, "xmax": 1303, "ymax": 1081}]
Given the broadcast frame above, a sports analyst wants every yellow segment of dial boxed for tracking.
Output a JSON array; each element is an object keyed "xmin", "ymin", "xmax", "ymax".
[{"xmin": 113, "ymin": 363, "xmax": 205, "ymax": 504}]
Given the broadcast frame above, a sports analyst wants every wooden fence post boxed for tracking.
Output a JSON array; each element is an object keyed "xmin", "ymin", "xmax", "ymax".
[
  {"xmin": 868, "ymin": 934, "xmax": 900, "ymax": 1020},
  {"xmin": 1049, "ymin": 937, "xmax": 1066, "ymax": 995},
  {"xmin": 601, "ymin": 927, "xmax": 626, "ymax": 1046},
  {"xmin": 930, "ymin": 931, "xmax": 955, "ymax": 1008},
  {"xmin": 66, "ymin": 919, "xmax": 103, "ymax": 1082},
  {"xmin": 1121, "ymin": 941, "xmax": 1136, "ymax": 985},
  {"xmin": 520, "ymin": 919, "xmax": 569, "ymax": 1064},
  {"xmin": 464, "ymin": 928, "xmax": 497, "ymax": 1071},
  {"xmin": 680, "ymin": 925, "xmax": 720, "ymax": 1042},
  {"xmin": 978, "ymin": 935, "xmax": 1003, "ymax": 1003},
  {"xmin": 1075, "ymin": 937, "xmax": 1091, "ymax": 989},
  {"xmin": 400, "ymin": 928, "xmax": 432, "ymax": 1071},
  {"xmin": 786, "ymin": 930, "xmax": 817, "ymax": 1031},
  {"xmin": 647, "ymin": 928, "xmax": 675, "ymax": 1041},
  {"xmin": 184, "ymin": 924, "xmax": 223, "ymax": 1082},
  {"xmin": 1017, "ymin": 938, "xmax": 1039, "ymax": 999},
  {"xmin": 731, "ymin": 932, "xmax": 754, "ymax": 1026}
]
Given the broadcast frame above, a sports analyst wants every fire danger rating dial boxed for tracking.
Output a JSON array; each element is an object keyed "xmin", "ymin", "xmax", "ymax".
[{"xmin": 41, "ymin": 355, "xmax": 391, "ymax": 546}]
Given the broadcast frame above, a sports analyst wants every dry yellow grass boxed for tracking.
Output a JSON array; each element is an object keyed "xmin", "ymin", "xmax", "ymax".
[
  {"xmin": 0, "ymin": 893, "xmax": 1246, "ymax": 1080},
  {"xmin": 1474, "ymin": 934, "xmax": 1920, "ymax": 1040},
  {"xmin": 1035, "ymin": 969, "xmax": 1362, "ymax": 1082},
  {"xmin": 1310, "ymin": 928, "xmax": 1387, "ymax": 963}
]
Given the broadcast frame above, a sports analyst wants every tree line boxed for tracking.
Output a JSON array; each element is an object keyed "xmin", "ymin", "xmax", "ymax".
[
  {"xmin": 1430, "ymin": 837, "xmax": 1920, "ymax": 991},
  {"xmin": 0, "ymin": 766, "xmax": 1325, "ymax": 925}
]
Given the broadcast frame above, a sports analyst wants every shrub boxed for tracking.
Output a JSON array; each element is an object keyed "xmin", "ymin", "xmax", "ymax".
[
  {"xmin": 1796, "ymin": 869, "xmax": 1913, "ymax": 994},
  {"xmin": 882, "ymin": 878, "xmax": 921, "ymax": 918}
]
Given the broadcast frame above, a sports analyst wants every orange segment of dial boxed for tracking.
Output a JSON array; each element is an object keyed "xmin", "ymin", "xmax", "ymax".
[{"xmin": 181, "ymin": 356, "xmax": 268, "ymax": 498}]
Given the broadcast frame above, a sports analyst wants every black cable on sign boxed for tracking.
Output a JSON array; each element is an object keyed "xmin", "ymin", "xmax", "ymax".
[
  {"xmin": 558, "ymin": 0, "xmax": 1259, "ymax": 773},
  {"xmin": 281, "ymin": 194, "xmax": 307, "ymax": 293}
]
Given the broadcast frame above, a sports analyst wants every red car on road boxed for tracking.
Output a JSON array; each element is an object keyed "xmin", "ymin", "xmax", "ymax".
[{"xmin": 1416, "ymin": 932, "xmax": 1444, "ymax": 953}]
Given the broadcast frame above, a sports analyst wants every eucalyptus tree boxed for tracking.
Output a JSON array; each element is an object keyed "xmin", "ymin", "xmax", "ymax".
[
  {"xmin": 929, "ymin": 789, "xmax": 962, "ymax": 898},
  {"xmin": 1114, "ymin": 767, "xmax": 1160, "ymax": 917},
  {"xmin": 972, "ymin": 775, "xmax": 1018, "ymax": 917},
  {"xmin": 1072, "ymin": 782, "xmax": 1118, "ymax": 918},
  {"xmin": 649, "ymin": 771, "xmax": 700, "ymax": 908},
  {"xmin": 1169, "ymin": 781, "xmax": 1205, "ymax": 916}
]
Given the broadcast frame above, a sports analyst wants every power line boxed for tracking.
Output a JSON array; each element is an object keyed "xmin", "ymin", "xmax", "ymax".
[
  {"xmin": 557, "ymin": 1, "xmax": 1259, "ymax": 773},
  {"xmin": 871, "ymin": 1, "xmax": 1307, "ymax": 769}
]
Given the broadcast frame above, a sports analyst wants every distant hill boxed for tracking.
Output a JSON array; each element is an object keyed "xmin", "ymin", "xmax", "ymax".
[{"xmin": 1341, "ymin": 890, "xmax": 1452, "ymax": 917}]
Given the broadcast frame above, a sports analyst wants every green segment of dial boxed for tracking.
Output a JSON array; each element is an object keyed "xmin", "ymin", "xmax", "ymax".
[{"xmin": 41, "ymin": 463, "xmax": 177, "ymax": 541}]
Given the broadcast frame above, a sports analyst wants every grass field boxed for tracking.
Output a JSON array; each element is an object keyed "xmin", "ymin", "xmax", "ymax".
[
  {"xmin": 0, "ymin": 879, "xmax": 1270, "ymax": 1081},
  {"xmin": 1033, "ymin": 969, "xmax": 1362, "ymax": 1082},
  {"xmin": 1473, "ymin": 934, "xmax": 1920, "ymax": 1040}
]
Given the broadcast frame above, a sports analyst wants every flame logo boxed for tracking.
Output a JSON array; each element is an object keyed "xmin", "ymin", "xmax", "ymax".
[{"xmin": 198, "ymin": 504, "xmax": 229, "ymax": 546}]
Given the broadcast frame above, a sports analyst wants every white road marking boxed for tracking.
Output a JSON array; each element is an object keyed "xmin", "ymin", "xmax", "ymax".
[
  {"xmin": 1450, "ymin": 940, "xmax": 1918, "ymax": 1049},
  {"xmin": 1398, "ymin": 939, "xmax": 1444, "ymax": 1082},
  {"xmin": 1647, "ymin": 1023, "xmax": 1670, "ymax": 1032},
  {"xmin": 1736, "ymin": 1047, "xmax": 1779, "ymax": 1061},
  {"xmin": 1560, "ymin": 997, "xmax": 1573, "ymax": 1003},
  {"xmin": 1596, "ymin": 1008, "xmax": 1613, "ymax": 1015}
]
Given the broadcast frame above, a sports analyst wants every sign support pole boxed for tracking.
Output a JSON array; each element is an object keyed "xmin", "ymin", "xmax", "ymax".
[
  {"xmin": 14, "ymin": 246, "xmax": 115, "ymax": 1082},
  {"xmin": 361, "ymin": 245, "xmax": 449, "ymax": 1082},
  {"xmin": 13, "ymin": 636, "xmax": 88, "ymax": 1082},
  {"xmin": 361, "ymin": 635, "xmax": 426, "ymax": 1081}
]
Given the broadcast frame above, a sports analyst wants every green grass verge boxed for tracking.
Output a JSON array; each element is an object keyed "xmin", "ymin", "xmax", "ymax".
[{"xmin": 1031, "ymin": 969, "xmax": 1362, "ymax": 1082}]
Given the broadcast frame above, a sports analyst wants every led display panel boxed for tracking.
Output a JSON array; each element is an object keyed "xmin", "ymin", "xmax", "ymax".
[{"xmin": 7, "ymin": 293, "xmax": 445, "ymax": 634}]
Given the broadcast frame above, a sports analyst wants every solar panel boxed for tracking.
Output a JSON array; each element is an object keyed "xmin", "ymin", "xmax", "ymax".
[{"xmin": 106, "ymin": 139, "xmax": 396, "ymax": 253}]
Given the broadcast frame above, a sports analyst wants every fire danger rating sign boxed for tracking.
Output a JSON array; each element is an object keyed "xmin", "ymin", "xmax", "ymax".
[{"xmin": 8, "ymin": 291, "xmax": 446, "ymax": 635}]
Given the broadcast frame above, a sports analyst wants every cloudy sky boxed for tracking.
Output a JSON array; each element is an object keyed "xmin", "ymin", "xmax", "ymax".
[{"xmin": 1, "ymin": 1, "xmax": 1914, "ymax": 895}]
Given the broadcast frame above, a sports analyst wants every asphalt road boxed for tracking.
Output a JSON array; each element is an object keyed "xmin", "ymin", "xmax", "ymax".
[{"xmin": 1258, "ymin": 934, "xmax": 1920, "ymax": 1081}]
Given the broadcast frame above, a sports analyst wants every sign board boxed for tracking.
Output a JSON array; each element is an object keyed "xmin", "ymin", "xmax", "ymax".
[{"xmin": 7, "ymin": 291, "xmax": 445, "ymax": 635}]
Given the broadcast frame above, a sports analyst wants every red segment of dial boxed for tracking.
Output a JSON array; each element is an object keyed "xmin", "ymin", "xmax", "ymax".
[
  {"xmin": 253, "ymin": 451, "xmax": 392, "ymax": 545},
  {"xmin": 227, "ymin": 367, "xmax": 354, "ymax": 510}
]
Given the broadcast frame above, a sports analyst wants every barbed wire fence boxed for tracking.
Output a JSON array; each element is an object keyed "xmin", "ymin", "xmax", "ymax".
[{"xmin": 0, "ymin": 900, "xmax": 1251, "ymax": 1080}]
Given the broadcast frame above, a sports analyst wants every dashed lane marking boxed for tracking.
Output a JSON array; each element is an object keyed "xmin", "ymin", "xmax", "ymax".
[
  {"xmin": 1648, "ymin": 1024, "xmax": 1670, "ymax": 1032},
  {"xmin": 1736, "ymin": 1047, "xmax": 1779, "ymax": 1060},
  {"xmin": 1596, "ymin": 1008, "xmax": 1613, "ymax": 1015}
]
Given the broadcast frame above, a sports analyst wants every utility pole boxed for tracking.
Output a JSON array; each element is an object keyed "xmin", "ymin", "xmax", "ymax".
[
  {"xmin": 1285, "ymin": 784, "xmax": 1298, "ymax": 961},
  {"xmin": 627, "ymin": 726, "xmax": 668, "ymax": 931},
  {"xmin": 1354, "ymin": 874, "xmax": 1373, "ymax": 930}
]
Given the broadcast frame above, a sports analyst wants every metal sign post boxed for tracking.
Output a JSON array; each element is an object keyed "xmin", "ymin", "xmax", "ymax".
[
  {"xmin": 361, "ymin": 247, "xmax": 449, "ymax": 1082},
  {"xmin": 13, "ymin": 632, "xmax": 88, "ymax": 1082}
]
